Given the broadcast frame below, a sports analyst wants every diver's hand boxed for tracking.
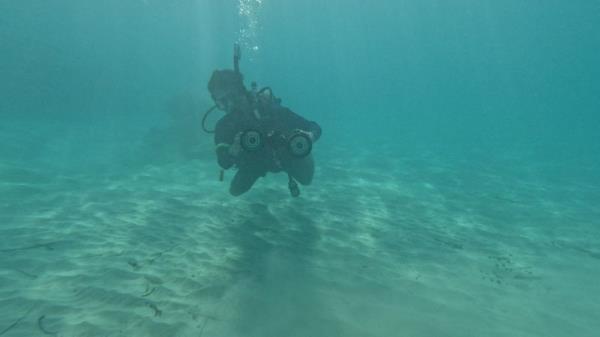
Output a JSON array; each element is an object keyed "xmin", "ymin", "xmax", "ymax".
[
  {"xmin": 229, "ymin": 132, "xmax": 243, "ymax": 157},
  {"xmin": 295, "ymin": 129, "xmax": 314, "ymax": 142}
]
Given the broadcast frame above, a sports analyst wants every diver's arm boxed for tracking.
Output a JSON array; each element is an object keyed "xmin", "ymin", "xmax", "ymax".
[
  {"xmin": 303, "ymin": 121, "xmax": 322, "ymax": 143},
  {"xmin": 215, "ymin": 144, "xmax": 235, "ymax": 169},
  {"xmin": 214, "ymin": 119, "xmax": 239, "ymax": 169},
  {"xmin": 280, "ymin": 108, "xmax": 322, "ymax": 142}
]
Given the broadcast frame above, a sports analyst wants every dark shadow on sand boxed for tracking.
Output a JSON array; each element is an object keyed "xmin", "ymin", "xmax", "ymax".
[{"xmin": 223, "ymin": 202, "xmax": 347, "ymax": 337}]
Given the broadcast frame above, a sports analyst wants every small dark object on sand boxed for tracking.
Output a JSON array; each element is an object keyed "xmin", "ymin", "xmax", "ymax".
[
  {"xmin": 0, "ymin": 307, "xmax": 34, "ymax": 336},
  {"xmin": 38, "ymin": 315, "xmax": 58, "ymax": 335},
  {"xmin": 146, "ymin": 302, "xmax": 162, "ymax": 317},
  {"xmin": 0, "ymin": 242, "xmax": 60, "ymax": 253},
  {"xmin": 142, "ymin": 285, "xmax": 157, "ymax": 297}
]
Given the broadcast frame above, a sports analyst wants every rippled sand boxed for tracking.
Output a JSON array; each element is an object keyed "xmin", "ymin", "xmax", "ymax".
[{"xmin": 1, "ymin": 146, "xmax": 599, "ymax": 337}]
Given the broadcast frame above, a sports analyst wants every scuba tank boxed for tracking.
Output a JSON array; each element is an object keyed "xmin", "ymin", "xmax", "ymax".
[{"xmin": 233, "ymin": 43, "xmax": 241, "ymax": 74}]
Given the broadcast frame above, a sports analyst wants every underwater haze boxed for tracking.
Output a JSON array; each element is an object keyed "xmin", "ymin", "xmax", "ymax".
[{"xmin": 1, "ymin": 0, "xmax": 599, "ymax": 336}]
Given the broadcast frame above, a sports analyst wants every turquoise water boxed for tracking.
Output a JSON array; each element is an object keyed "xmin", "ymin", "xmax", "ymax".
[{"xmin": 1, "ymin": 1, "xmax": 599, "ymax": 336}]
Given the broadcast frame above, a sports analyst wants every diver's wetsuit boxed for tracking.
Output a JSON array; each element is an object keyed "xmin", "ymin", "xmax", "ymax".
[{"xmin": 214, "ymin": 103, "xmax": 322, "ymax": 196}]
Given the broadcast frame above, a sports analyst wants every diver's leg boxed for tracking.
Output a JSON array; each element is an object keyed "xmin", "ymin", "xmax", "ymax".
[
  {"xmin": 284, "ymin": 154, "xmax": 314, "ymax": 186},
  {"xmin": 230, "ymin": 168, "xmax": 262, "ymax": 196}
]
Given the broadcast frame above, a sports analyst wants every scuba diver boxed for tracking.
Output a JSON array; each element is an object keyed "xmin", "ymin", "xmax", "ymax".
[{"xmin": 202, "ymin": 44, "xmax": 322, "ymax": 197}]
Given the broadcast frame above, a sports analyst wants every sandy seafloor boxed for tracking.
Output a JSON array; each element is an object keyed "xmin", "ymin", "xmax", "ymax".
[{"xmin": 1, "ymin": 128, "xmax": 600, "ymax": 337}]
